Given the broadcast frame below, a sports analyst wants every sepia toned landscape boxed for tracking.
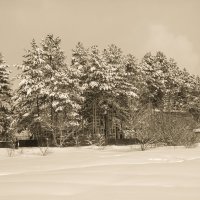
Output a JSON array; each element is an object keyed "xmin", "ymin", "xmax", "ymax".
[{"xmin": 0, "ymin": 0, "xmax": 200, "ymax": 199}]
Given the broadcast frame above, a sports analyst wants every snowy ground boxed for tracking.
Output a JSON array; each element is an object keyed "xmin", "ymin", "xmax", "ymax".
[{"xmin": 0, "ymin": 145, "xmax": 200, "ymax": 200}]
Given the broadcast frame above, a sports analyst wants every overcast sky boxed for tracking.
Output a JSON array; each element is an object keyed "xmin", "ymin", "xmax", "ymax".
[{"xmin": 0, "ymin": 0, "xmax": 200, "ymax": 84}]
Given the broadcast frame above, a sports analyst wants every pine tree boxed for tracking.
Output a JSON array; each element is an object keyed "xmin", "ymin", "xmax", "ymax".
[
  {"xmin": 0, "ymin": 53, "xmax": 12, "ymax": 141},
  {"xmin": 176, "ymin": 68, "xmax": 196, "ymax": 111},
  {"xmin": 140, "ymin": 52, "xmax": 167, "ymax": 108},
  {"xmin": 140, "ymin": 51, "xmax": 197, "ymax": 112},
  {"xmin": 13, "ymin": 39, "xmax": 44, "ymax": 134},
  {"xmin": 76, "ymin": 44, "xmax": 139, "ymax": 139},
  {"xmin": 188, "ymin": 75, "xmax": 200, "ymax": 122},
  {"xmin": 101, "ymin": 45, "xmax": 138, "ymax": 121},
  {"xmin": 13, "ymin": 35, "xmax": 83, "ymax": 146}
]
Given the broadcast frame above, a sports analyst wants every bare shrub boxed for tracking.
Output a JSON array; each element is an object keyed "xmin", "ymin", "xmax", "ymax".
[
  {"xmin": 85, "ymin": 133, "xmax": 95, "ymax": 145},
  {"xmin": 182, "ymin": 131, "xmax": 198, "ymax": 148},
  {"xmin": 95, "ymin": 133, "xmax": 106, "ymax": 147},
  {"xmin": 72, "ymin": 132, "xmax": 81, "ymax": 147},
  {"xmin": 84, "ymin": 132, "xmax": 105, "ymax": 147},
  {"xmin": 39, "ymin": 146, "xmax": 49, "ymax": 156},
  {"xmin": 128, "ymin": 103, "xmax": 198, "ymax": 150},
  {"xmin": 156, "ymin": 111, "xmax": 198, "ymax": 147},
  {"xmin": 129, "ymin": 105, "xmax": 161, "ymax": 151},
  {"xmin": 7, "ymin": 147, "xmax": 15, "ymax": 157},
  {"xmin": 18, "ymin": 147, "xmax": 24, "ymax": 154},
  {"xmin": 6, "ymin": 138, "xmax": 16, "ymax": 157},
  {"xmin": 38, "ymin": 138, "xmax": 49, "ymax": 156}
]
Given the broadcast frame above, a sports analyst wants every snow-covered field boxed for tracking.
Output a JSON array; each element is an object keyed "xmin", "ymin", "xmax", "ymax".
[{"xmin": 0, "ymin": 145, "xmax": 200, "ymax": 200}]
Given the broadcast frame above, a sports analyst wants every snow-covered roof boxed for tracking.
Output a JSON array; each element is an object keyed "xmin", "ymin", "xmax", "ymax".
[
  {"xmin": 15, "ymin": 130, "xmax": 32, "ymax": 139},
  {"xmin": 193, "ymin": 129, "xmax": 200, "ymax": 133}
]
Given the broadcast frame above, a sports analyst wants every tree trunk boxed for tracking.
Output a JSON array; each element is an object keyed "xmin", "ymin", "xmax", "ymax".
[
  {"xmin": 36, "ymin": 96, "xmax": 40, "ymax": 117},
  {"xmin": 50, "ymin": 96, "xmax": 54, "ymax": 125}
]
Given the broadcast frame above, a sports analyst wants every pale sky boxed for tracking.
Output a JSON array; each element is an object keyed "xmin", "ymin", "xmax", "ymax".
[{"xmin": 0, "ymin": 0, "xmax": 200, "ymax": 86}]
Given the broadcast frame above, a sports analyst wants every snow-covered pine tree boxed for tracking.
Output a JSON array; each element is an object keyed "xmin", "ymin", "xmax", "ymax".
[
  {"xmin": 122, "ymin": 53, "xmax": 144, "ymax": 131},
  {"xmin": 13, "ymin": 35, "xmax": 83, "ymax": 146},
  {"xmin": 69, "ymin": 42, "xmax": 89, "ymax": 142},
  {"xmin": 140, "ymin": 51, "xmax": 197, "ymax": 112},
  {"xmin": 188, "ymin": 75, "xmax": 200, "ymax": 122},
  {"xmin": 81, "ymin": 45, "xmax": 108, "ymax": 137},
  {"xmin": 39, "ymin": 35, "xmax": 84, "ymax": 146},
  {"xmin": 0, "ymin": 53, "xmax": 12, "ymax": 141},
  {"xmin": 71, "ymin": 42, "xmax": 88, "ymax": 73},
  {"xmin": 79, "ymin": 44, "xmax": 138, "ymax": 140},
  {"xmin": 140, "ymin": 52, "xmax": 166, "ymax": 108},
  {"xmin": 162, "ymin": 59, "xmax": 196, "ymax": 112},
  {"xmin": 70, "ymin": 42, "xmax": 89, "ymax": 117},
  {"xmin": 102, "ymin": 45, "xmax": 138, "ymax": 109},
  {"xmin": 161, "ymin": 58, "xmax": 187, "ymax": 111},
  {"xmin": 123, "ymin": 53, "xmax": 142, "ymax": 107},
  {"xmin": 175, "ymin": 68, "xmax": 196, "ymax": 111},
  {"xmin": 101, "ymin": 45, "xmax": 138, "ymax": 138},
  {"xmin": 13, "ymin": 39, "xmax": 44, "ymax": 135}
]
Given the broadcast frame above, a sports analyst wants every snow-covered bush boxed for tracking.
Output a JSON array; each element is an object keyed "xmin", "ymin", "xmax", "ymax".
[{"xmin": 128, "ymin": 104, "xmax": 161, "ymax": 151}]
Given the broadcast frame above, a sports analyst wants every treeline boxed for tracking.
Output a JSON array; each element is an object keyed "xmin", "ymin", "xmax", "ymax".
[{"xmin": 0, "ymin": 35, "xmax": 200, "ymax": 148}]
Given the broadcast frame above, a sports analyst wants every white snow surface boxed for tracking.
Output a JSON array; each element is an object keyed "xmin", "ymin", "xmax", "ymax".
[{"xmin": 0, "ymin": 145, "xmax": 200, "ymax": 200}]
